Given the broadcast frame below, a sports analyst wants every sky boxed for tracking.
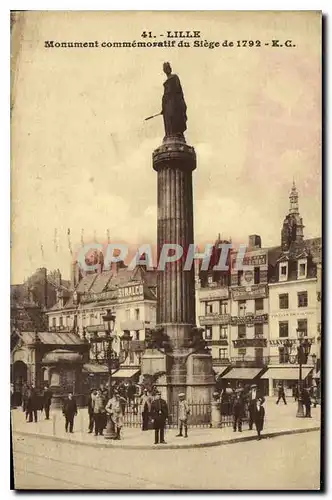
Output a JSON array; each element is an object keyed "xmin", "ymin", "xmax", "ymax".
[{"xmin": 11, "ymin": 11, "xmax": 321, "ymax": 283}]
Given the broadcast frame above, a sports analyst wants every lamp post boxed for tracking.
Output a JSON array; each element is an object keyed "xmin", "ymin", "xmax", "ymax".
[
  {"xmin": 295, "ymin": 330, "xmax": 312, "ymax": 418},
  {"xmin": 89, "ymin": 311, "xmax": 132, "ymax": 440}
]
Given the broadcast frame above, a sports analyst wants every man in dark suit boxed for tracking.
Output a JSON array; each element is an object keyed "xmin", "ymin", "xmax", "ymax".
[
  {"xmin": 26, "ymin": 386, "xmax": 38, "ymax": 423},
  {"xmin": 276, "ymin": 384, "xmax": 287, "ymax": 405},
  {"xmin": 87, "ymin": 389, "xmax": 97, "ymax": 433},
  {"xmin": 232, "ymin": 390, "xmax": 245, "ymax": 432},
  {"xmin": 151, "ymin": 391, "xmax": 168, "ymax": 444},
  {"xmin": 42, "ymin": 386, "xmax": 53, "ymax": 420},
  {"xmin": 254, "ymin": 397, "xmax": 265, "ymax": 440},
  {"xmin": 62, "ymin": 393, "xmax": 78, "ymax": 433}
]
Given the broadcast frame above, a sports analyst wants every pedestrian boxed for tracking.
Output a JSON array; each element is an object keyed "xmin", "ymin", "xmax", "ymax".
[
  {"xmin": 311, "ymin": 385, "xmax": 318, "ymax": 408},
  {"xmin": 42, "ymin": 385, "xmax": 53, "ymax": 420},
  {"xmin": 26, "ymin": 386, "xmax": 38, "ymax": 423},
  {"xmin": 87, "ymin": 389, "xmax": 97, "ymax": 433},
  {"xmin": 106, "ymin": 390, "xmax": 124, "ymax": 440},
  {"xmin": 276, "ymin": 384, "xmax": 287, "ymax": 405},
  {"xmin": 127, "ymin": 381, "xmax": 136, "ymax": 409},
  {"xmin": 176, "ymin": 393, "xmax": 190, "ymax": 438},
  {"xmin": 140, "ymin": 389, "xmax": 152, "ymax": 431},
  {"xmin": 232, "ymin": 389, "xmax": 245, "ymax": 433},
  {"xmin": 302, "ymin": 388, "xmax": 312, "ymax": 418},
  {"xmin": 247, "ymin": 384, "xmax": 259, "ymax": 431},
  {"xmin": 254, "ymin": 397, "xmax": 265, "ymax": 440},
  {"xmin": 62, "ymin": 392, "xmax": 78, "ymax": 433},
  {"xmin": 93, "ymin": 389, "xmax": 106, "ymax": 436},
  {"xmin": 151, "ymin": 391, "xmax": 168, "ymax": 444}
]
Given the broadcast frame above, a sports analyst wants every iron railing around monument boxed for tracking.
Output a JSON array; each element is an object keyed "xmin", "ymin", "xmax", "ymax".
[{"xmin": 122, "ymin": 400, "xmax": 241, "ymax": 429}]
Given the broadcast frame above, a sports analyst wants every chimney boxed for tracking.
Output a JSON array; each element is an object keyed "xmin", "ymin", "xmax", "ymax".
[{"xmin": 248, "ymin": 235, "xmax": 262, "ymax": 250}]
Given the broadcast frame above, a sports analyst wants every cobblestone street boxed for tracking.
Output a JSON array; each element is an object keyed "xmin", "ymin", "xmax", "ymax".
[{"xmin": 13, "ymin": 431, "xmax": 320, "ymax": 490}]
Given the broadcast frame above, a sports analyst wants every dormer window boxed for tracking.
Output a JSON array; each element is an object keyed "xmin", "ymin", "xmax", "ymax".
[
  {"xmin": 279, "ymin": 262, "xmax": 288, "ymax": 281},
  {"xmin": 297, "ymin": 259, "xmax": 307, "ymax": 279}
]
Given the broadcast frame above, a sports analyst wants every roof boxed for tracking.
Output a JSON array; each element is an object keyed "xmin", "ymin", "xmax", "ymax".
[
  {"xmin": 261, "ymin": 367, "xmax": 313, "ymax": 380},
  {"xmin": 221, "ymin": 367, "xmax": 263, "ymax": 380},
  {"xmin": 213, "ymin": 367, "xmax": 230, "ymax": 378},
  {"xmin": 42, "ymin": 349, "xmax": 83, "ymax": 364},
  {"xmin": 19, "ymin": 331, "xmax": 85, "ymax": 346}
]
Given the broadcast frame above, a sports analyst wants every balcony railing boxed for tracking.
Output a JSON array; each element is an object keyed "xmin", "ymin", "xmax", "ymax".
[
  {"xmin": 199, "ymin": 314, "xmax": 230, "ymax": 326},
  {"xmin": 49, "ymin": 326, "xmax": 75, "ymax": 333},
  {"xmin": 230, "ymin": 356, "xmax": 269, "ymax": 368},
  {"xmin": 205, "ymin": 339, "xmax": 228, "ymax": 346},
  {"xmin": 233, "ymin": 337, "xmax": 267, "ymax": 348}
]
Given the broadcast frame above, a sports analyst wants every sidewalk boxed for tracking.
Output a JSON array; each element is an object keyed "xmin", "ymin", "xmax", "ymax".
[{"xmin": 12, "ymin": 397, "xmax": 320, "ymax": 450}]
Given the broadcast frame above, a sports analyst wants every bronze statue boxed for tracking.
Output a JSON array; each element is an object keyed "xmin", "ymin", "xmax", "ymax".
[
  {"xmin": 161, "ymin": 62, "xmax": 187, "ymax": 139},
  {"xmin": 144, "ymin": 63, "xmax": 187, "ymax": 139},
  {"xmin": 161, "ymin": 62, "xmax": 187, "ymax": 137}
]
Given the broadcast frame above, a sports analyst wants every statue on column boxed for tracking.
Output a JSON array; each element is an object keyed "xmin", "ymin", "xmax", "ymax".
[{"xmin": 161, "ymin": 62, "xmax": 187, "ymax": 139}]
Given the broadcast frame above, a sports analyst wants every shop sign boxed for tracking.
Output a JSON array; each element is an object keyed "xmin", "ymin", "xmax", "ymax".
[
  {"xmin": 233, "ymin": 338, "xmax": 267, "ymax": 348},
  {"xmin": 199, "ymin": 287, "xmax": 229, "ymax": 301},
  {"xmin": 118, "ymin": 284, "xmax": 144, "ymax": 301},
  {"xmin": 231, "ymin": 285, "xmax": 267, "ymax": 301},
  {"xmin": 81, "ymin": 290, "xmax": 116, "ymax": 303},
  {"xmin": 242, "ymin": 254, "xmax": 267, "ymax": 266}
]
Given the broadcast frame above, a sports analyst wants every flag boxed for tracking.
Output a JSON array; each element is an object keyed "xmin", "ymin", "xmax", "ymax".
[{"xmin": 67, "ymin": 228, "xmax": 73, "ymax": 255}]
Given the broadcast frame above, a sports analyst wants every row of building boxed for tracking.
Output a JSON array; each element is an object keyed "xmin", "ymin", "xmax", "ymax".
[{"xmin": 11, "ymin": 182, "xmax": 322, "ymax": 398}]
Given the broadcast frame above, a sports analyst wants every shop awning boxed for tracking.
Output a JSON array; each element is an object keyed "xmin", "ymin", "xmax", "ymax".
[
  {"xmin": 82, "ymin": 363, "xmax": 109, "ymax": 374},
  {"xmin": 261, "ymin": 367, "xmax": 313, "ymax": 380},
  {"xmin": 112, "ymin": 368, "xmax": 140, "ymax": 379},
  {"xmin": 221, "ymin": 368, "xmax": 263, "ymax": 380},
  {"xmin": 213, "ymin": 367, "xmax": 230, "ymax": 379}
]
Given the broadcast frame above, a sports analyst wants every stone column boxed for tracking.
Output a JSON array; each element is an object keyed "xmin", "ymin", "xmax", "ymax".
[{"xmin": 152, "ymin": 137, "xmax": 215, "ymax": 407}]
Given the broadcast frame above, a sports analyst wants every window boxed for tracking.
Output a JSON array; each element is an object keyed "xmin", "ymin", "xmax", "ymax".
[
  {"xmin": 298, "ymin": 261, "xmax": 307, "ymax": 278},
  {"xmin": 298, "ymin": 291, "xmax": 308, "ymax": 308},
  {"xmin": 254, "ymin": 324, "xmax": 263, "ymax": 337},
  {"xmin": 90, "ymin": 314, "xmax": 94, "ymax": 325},
  {"xmin": 125, "ymin": 309, "xmax": 130, "ymax": 320},
  {"xmin": 59, "ymin": 316, "xmax": 63, "ymax": 327},
  {"xmin": 135, "ymin": 308, "xmax": 140, "ymax": 320},
  {"xmin": 280, "ymin": 263, "xmax": 288, "ymax": 281},
  {"xmin": 238, "ymin": 300, "xmax": 246, "ymax": 317},
  {"xmin": 238, "ymin": 325, "xmax": 246, "ymax": 339},
  {"xmin": 52, "ymin": 317, "xmax": 56, "ymax": 328},
  {"xmin": 129, "ymin": 351, "xmax": 135, "ymax": 364},
  {"xmin": 279, "ymin": 293, "xmax": 289, "ymax": 309},
  {"xmin": 205, "ymin": 326, "xmax": 212, "ymax": 340},
  {"xmin": 135, "ymin": 331, "xmax": 140, "ymax": 340},
  {"xmin": 220, "ymin": 300, "xmax": 228, "ymax": 315},
  {"xmin": 219, "ymin": 325, "xmax": 228, "ymax": 339},
  {"xmin": 279, "ymin": 321, "xmax": 289, "ymax": 338},
  {"xmin": 255, "ymin": 298, "xmax": 264, "ymax": 313},
  {"xmin": 205, "ymin": 302, "xmax": 213, "ymax": 314},
  {"xmin": 208, "ymin": 275, "xmax": 214, "ymax": 285},
  {"xmin": 254, "ymin": 267, "xmax": 260, "ymax": 284},
  {"xmin": 297, "ymin": 319, "xmax": 308, "ymax": 337},
  {"xmin": 238, "ymin": 348, "xmax": 247, "ymax": 357},
  {"xmin": 237, "ymin": 270, "xmax": 243, "ymax": 286},
  {"xmin": 219, "ymin": 348, "xmax": 227, "ymax": 359}
]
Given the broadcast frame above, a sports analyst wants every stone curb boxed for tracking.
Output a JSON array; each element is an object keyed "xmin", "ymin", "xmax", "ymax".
[{"xmin": 14, "ymin": 426, "xmax": 320, "ymax": 451}]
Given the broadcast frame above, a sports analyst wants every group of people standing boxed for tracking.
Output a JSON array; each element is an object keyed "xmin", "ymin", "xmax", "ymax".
[
  {"xmin": 20, "ymin": 385, "xmax": 53, "ymax": 423},
  {"xmin": 231, "ymin": 384, "xmax": 265, "ymax": 440},
  {"xmin": 86, "ymin": 385, "xmax": 127, "ymax": 439}
]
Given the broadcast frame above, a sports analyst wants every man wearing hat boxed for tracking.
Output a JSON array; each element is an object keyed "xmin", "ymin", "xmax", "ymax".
[
  {"xmin": 254, "ymin": 397, "xmax": 265, "ymax": 440},
  {"xmin": 247, "ymin": 383, "xmax": 264, "ymax": 431},
  {"xmin": 176, "ymin": 393, "xmax": 190, "ymax": 438},
  {"xmin": 232, "ymin": 389, "xmax": 245, "ymax": 432},
  {"xmin": 151, "ymin": 391, "xmax": 168, "ymax": 444}
]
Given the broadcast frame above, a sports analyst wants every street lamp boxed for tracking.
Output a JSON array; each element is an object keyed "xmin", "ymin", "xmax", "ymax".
[
  {"xmin": 295, "ymin": 330, "xmax": 312, "ymax": 418},
  {"xmin": 89, "ymin": 310, "xmax": 132, "ymax": 439}
]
